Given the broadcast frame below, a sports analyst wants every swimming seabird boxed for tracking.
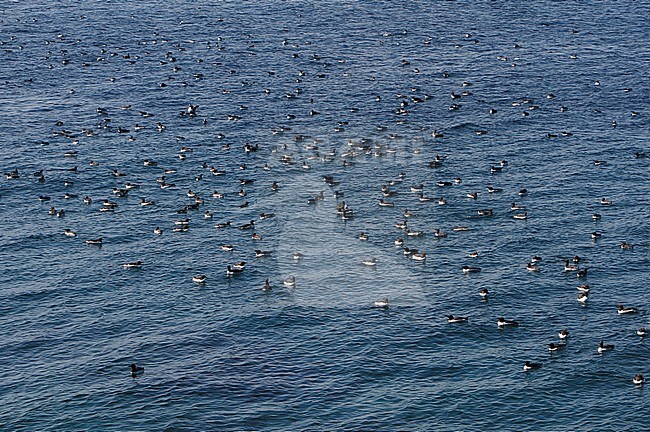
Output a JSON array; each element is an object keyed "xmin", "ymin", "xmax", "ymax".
[
  {"xmin": 433, "ymin": 229, "xmax": 447, "ymax": 238},
  {"xmin": 363, "ymin": 258, "xmax": 377, "ymax": 266},
  {"xmin": 192, "ymin": 274, "xmax": 207, "ymax": 284},
  {"xmin": 373, "ymin": 298, "xmax": 389, "ymax": 308},
  {"xmin": 511, "ymin": 203, "xmax": 525, "ymax": 211},
  {"xmin": 403, "ymin": 247, "xmax": 418, "ymax": 256},
  {"xmin": 548, "ymin": 343, "xmax": 566, "ymax": 352},
  {"xmin": 526, "ymin": 262, "xmax": 539, "ymax": 272},
  {"xmin": 462, "ymin": 266, "xmax": 481, "ymax": 273},
  {"xmin": 226, "ymin": 266, "xmax": 243, "ymax": 276},
  {"xmin": 130, "ymin": 364, "xmax": 145, "ymax": 377},
  {"xmin": 564, "ymin": 260, "xmax": 579, "ymax": 272},
  {"xmin": 232, "ymin": 262, "xmax": 246, "ymax": 271},
  {"xmin": 239, "ymin": 220, "xmax": 255, "ymax": 230},
  {"xmin": 523, "ymin": 361, "xmax": 542, "ymax": 371},
  {"xmin": 617, "ymin": 305, "xmax": 638, "ymax": 314},
  {"xmin": 498, "ymin": 317, "xmax": 519, "ymax": 327},
  {"xmin": 412, "ymin": 252, "xmax": 427, "ymax": 261},
  {"xmin": 597, "ymin": 340, "xmax": 614, "ymax": 353}
]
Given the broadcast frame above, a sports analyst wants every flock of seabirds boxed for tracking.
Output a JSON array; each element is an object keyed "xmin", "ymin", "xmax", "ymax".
[{"xmin": 1, "ymin": 17, "xmax": 647, "ymax": 385}]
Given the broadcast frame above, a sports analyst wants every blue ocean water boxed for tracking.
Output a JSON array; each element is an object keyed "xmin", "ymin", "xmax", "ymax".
[{"xmin": 0, "ymin": 1, "xmax": 648, "ymax": 430}]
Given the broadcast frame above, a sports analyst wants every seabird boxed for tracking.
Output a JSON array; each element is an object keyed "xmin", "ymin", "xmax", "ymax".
[
  {"xmin": 523, "ymin": 361, "xmax": 542, "ymax": 371},
  {"xmin": 130, "ymin": 364, "xmax": 145, "ymax": 377},
  {"xmin": 497, "ymin": 317, "xmax": 519, "ymax": 327}
]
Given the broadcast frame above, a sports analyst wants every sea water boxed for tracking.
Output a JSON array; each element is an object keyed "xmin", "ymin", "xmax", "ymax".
[{"xmin": 0, "ymin": 1, "xmax": 648, "ymax": 430}]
